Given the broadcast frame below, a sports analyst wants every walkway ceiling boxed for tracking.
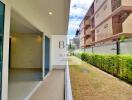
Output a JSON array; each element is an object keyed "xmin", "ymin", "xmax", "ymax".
[
  {"xmin": 10, "ymin": 0, "xmax": 71, "ymax": 36},
  {"xmin": 10, "ymin": 9, "xmax": 42, "ymax": 35}
]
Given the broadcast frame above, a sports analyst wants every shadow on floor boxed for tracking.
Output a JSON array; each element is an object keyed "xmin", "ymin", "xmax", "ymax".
[{"xmin": 8, "ymin": 68, "xmax": 42, "ymax": 100}]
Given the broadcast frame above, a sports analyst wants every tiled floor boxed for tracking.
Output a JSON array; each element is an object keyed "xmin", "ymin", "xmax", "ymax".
[
  {"xmin": 8, "ymin": 69, "xmax": 42, "ymax": 100},
  {"xmin": 29, "ymin": 70, "xmax": 65, "ymax": 100}
]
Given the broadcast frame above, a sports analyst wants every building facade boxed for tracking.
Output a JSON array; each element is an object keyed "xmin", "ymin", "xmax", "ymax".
[{"xmin": 79, "ymin": 0, "xmax": 132, "ymax": 54}]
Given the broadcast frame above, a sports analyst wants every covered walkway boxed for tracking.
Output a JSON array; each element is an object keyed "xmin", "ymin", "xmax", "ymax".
[
  {"xmin": 28, "ymin": 70, "xmax": 65, "ymax": 100},
  {"xmin": 8, "ymin": 69, "xmax": 42, "ymax": 100}
]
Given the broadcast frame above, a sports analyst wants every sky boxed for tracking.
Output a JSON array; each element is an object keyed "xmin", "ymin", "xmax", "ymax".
[{"xmin": 68, "ymin": 0, "xmax": 94, "ymax": 37}]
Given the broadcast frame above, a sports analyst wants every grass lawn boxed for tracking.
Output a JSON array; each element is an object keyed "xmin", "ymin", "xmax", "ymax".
[{"xmin": 69, "ymin": 56, "xmax": 132, "ymax": 100}]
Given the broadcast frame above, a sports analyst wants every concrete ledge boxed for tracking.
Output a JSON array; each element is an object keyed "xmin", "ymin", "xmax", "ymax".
[
  {"xmin": 52, "ymin": 65, "xmax": 66, "ymax": 69},
  {"xmin": 65, "ymin": 62, "xmax": 73, "ymax": 100}
]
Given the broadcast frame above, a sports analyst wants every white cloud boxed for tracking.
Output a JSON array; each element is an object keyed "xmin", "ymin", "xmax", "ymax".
[
  {"xmin": 70, "ymin": 0, "xmax": 94, "ymax": 17},
  {"xmin": 69, "ymin": 19, "xmax": 80, "ymax": 29},
  {"xmin": 70, "ymin": 7, "xmax": 84, "ymax": 17},
  {"xmin": 68, "ymin": 0, "xmax": 94, "ymax": 35}
]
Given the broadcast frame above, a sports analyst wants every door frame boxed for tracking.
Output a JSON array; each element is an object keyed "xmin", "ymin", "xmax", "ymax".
[
  {"xmin": 0, "ymin": 1, "xmax": 5, "ymax": 99},
  {"xmin": 42, "ymin": 33, "xmax": 51, "ymax": 79},
  {"xmin": 44, "ymin": 35, "xmax": 50, "ymax": 76}
]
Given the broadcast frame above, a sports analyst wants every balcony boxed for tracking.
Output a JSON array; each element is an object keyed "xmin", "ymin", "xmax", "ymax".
[
  {"xmin": 85, "ymin": 28, "xmax": 91, "ymax": 36},
  {"xmin": 91, "ymin": 6, "xmax": 132, "ymax": 33},
  {"xmin": 96, "ymin": 33, "xmax": 112, "ymax": 42},
  {"xmin": 91, "ymin": 18, "xmax": 95, "ymax": 29},
  {"xmin": 84, "ymin": 17, "xmax": 91, "ymax": 26},
  {"xmin": 80, "ymin": 41, "xmax": 85, "ymax": 47},
  {"xmin": 91, "ymin": 33, "xmax": 132, "ymax": 45},
  {"xmin": 112, "ymin": 0, "xmax": 132, "ymax": 12},
  {"xmin": 28, "ymin": 70, "xmax": 65, "ymax": 100},
  {"xmin": 85, "ymin": 38, "xmax": 92, "ymax": 46},
  {"xmin": 112, "ymin": 0, "xmax": 121, "ymax": 11}
]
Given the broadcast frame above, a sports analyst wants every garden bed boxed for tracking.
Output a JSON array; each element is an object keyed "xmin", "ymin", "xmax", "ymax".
[
  {"xmin": 69, "ymin": 56, "xmax": 132, "ymax": 100},
  {"xmin": 74, "ymin": 53, "xmax": 132, "ymax": 84}
]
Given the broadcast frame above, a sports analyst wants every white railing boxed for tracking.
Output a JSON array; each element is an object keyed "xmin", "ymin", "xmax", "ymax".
[{"xmin": 65, "ymin": 62, "xmax": 73, "ymax": 100}]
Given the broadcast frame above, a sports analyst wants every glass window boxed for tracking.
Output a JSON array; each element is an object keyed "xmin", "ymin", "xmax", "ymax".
[
  {"xmin": 0, "ymin": 2, "xmax": 4, "ymax": 35},
  {"xmin": 0, "ymin": 1, "xmax": 5, "ymax": 98}
]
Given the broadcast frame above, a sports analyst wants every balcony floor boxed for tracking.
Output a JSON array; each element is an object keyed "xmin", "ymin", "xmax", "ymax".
[
  {"xmin": 29, "ymin": 69, "xmax": 65, "ymax": 100},
  {"xmin": 8, "ymin": 69, "xmax": 42, "ymax": 100}
]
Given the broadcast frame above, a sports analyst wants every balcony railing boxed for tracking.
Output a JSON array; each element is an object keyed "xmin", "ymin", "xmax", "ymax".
[
  {"xmin": 85, "ymin": 38, "xmax": 92, "ymax": 46},
  {"xmin": 96, "ymin": 33, "xmax": 112, "ymax": 41},
  {"xmin": 85, "ymin": 18, "xmax": 91, "ymax": 26},
  {"xmin": 85, "ymin": 28, "xmax": 91, "ymax": 36}
]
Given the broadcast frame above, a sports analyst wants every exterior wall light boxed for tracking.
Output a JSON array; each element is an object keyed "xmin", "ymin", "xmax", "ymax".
[
  {"xmin": 36, "ymin": 36, "xmax": 42, "ymax": 43},
  {"xmin": 48, "ymin": 12, "xmax": 53, "ymax": 15},
  {"xmin": 11, "ymin": 37, "xmax": 16, "ymax": 42}
]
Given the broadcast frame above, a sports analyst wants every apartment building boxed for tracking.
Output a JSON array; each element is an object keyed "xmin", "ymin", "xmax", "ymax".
[
  {"xmin": 79, "ymin": 0, "xmax": 132, "ymax": 54},
  {"xmin": 0, "ymin": 0, "xmax": 70, "ymax": 100},
  {"xmin": 79, "ymin": 20, "xmax": 85, "ymax": 48},
  {"xmin": 79, "ymin": 3, "xmax": 95, "ymax": 48}
]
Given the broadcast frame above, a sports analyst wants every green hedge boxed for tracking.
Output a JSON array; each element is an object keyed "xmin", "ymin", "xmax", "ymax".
[{"xmin": 74, "ymin": 53, "xmax": 132, "ymax": 84}]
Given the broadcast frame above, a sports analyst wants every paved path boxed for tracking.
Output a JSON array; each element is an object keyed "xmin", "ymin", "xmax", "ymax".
[
  {"xmin": 29, "ymin": 70, "xmax": 65, "ymax": 100},
  {"xmin": 69, "ymin": 56, "xmax": 132, "ymax": 100}
]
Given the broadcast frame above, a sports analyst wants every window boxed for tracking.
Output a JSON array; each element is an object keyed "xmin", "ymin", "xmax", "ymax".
[
  {"xmin": 103, "ymin": 4, "xmax": 107, "ymax": 11},
  {"xmin": 0, "ymin": 1, "xmax": 5, "ymax": 98},
  {"xmin": 104, "ymin": 23, "xmax": 108, "ymax": 29}
]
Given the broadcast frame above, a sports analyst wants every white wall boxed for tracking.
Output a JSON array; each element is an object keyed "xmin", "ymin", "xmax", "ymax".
[
  {"xmin": 51, "ymin": 35, "xmax": 67, "ymax": 69},
  {"xmin": 95, "ymin": 18, "xmax": 113, "ymax": 41},
  {"xmin": 93, "ymin": 43, "xmax": 117, "ymax": 54},
  {"xmin": 94, "ymin": 0, "xmax": 105, "ymax": 12},
  {"xmin": 122, "ymin": 0, "xmax": 132, "ymax": 6},
  {"xmin": 123, "ymin": 14, "xmax": 132, "ymax": 33},
  {"xmin": 85, "ymin": 47, "xmax": 93, "ymax": 53},
  {"xmin": 95, "ymin": 0, "xmax": 112, "ymax": 27},
  {"xmin": 85, "ymin": 40, "xmax": 132, "ymax": 55},
  {"xmin": 120, "ymin": 39, "xmax": 132, "ymax": 55},
  {"xmin": 11, "ymin": 34, "xmax": 42, "ymax": 69}
]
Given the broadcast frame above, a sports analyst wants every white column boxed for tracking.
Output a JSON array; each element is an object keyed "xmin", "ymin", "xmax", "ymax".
[{"xmin": 1, "ymin": 0, "xmax": 11, "ymax": 100}]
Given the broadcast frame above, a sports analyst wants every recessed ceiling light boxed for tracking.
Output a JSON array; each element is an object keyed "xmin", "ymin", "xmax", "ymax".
[{"xmin": 48, "ymin": 12, "xmax": 53, "ymax": 15}]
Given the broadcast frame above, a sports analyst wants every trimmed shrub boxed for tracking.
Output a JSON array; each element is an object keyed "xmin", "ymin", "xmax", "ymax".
[{"xmin": 75, "ymin": 53, "xmax": 132, "ymax": 84}]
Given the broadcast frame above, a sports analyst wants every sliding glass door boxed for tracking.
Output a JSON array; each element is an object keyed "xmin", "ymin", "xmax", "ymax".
[
  {"xmin": 0, "ymin": 1, "xmax": 5, "ymax": 98},
  {"xmin": 45, "ymin": 36, "xmax": 50, "ymax": 76}
]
